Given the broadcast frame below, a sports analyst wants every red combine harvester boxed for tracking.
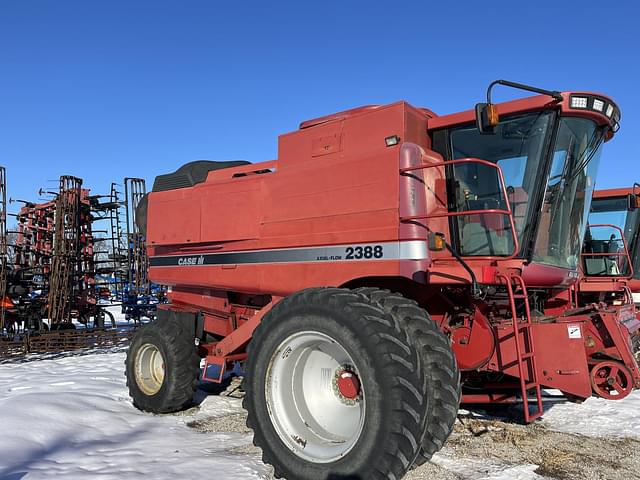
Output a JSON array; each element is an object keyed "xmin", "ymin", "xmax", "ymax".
[
  {"xmin": 579, "ymin": 186, "xmax": 640, "ymax": 302},
  {"xmin": 578, "ymin": 186, "xmax": 640, "ymax": 359},
  {"xmin": 126, "ymin": 80, "xmax": 637, "ymax": 480}
]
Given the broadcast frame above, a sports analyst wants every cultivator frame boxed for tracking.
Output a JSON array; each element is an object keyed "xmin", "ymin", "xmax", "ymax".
[
  {"xmin": 48, "ymin": 175, "xmax": 83, "ymax": 326},
  {"xmin": 113, "ymin": 178, "xmax": 163, "ymax": 322},
  {"xmin": 0, "ymin": 327, "xmax": 133, "ymax": 358},
  {"xmin": 0, "ymin": 173, "xmax": 147, "ymax": 359},
  {"xmin": 124, "ymin": 178, "xmax": 151, "ymax": 298}
]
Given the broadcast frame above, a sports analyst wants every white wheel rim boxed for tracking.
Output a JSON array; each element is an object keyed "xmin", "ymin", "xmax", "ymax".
[
  {"xmin": 135, "ymin": 343, "xmax": 165, "ymax": 395},
  {"xmin": 266, "ymin": 331, "xmax": 366, "ymax": 463}
]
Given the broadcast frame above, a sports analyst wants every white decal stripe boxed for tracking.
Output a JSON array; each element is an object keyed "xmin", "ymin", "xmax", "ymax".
[{"xmin": 149, "ymin": 241, "xmax": 428, "ymax": 267}]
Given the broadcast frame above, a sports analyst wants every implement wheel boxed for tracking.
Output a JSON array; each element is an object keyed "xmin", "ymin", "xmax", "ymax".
[
  {"xmin": 125, "ymin": 318, "xmax": 201, "ymax": 413},
  {"xmin": 243, "ymin": 287, "xmax": 429, "ymax": 480},
  {"xmin": 354, "ymin": 287, "xmax": 461, "ymax": 465},
  {"xmin": 94, "ymin": 309, "xmax": 115, "ymax": 329}
]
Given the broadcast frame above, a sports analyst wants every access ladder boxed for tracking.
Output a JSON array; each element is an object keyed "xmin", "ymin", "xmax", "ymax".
[{"xmin": 498, "ymin": 273, "xmax": 544, "ymax": 422}]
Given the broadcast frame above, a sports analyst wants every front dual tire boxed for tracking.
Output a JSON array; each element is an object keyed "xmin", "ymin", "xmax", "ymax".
[{"xmin": 243, "ymin": 287, "xmax": 456, "ymax": 480}]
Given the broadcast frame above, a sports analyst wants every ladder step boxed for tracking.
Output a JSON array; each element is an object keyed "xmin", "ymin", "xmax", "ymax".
[
  {"xmin": 527, "ymin": 410, "xmax": 544, "ymax": 421},
  {"xmin": 521, "ymin": 352, "xmax": 535, "ymax": 360},
  {"xmin": 515, "ymin": 324, "xmax": 532, "ymax": 331},
  {"xmin": 524, "ymin": 382, "xmax": 539, "ymax": 390}
]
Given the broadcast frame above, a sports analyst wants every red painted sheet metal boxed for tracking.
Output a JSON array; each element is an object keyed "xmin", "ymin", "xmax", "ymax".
[{"xmin": 487, "ymin": 322, "xmax": 592, "ymax": 399}]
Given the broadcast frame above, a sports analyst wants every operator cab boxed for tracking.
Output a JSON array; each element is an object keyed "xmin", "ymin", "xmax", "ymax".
[
  {"xmin": 429, "ymin": 84, "xmax": 620, "ymax": 286},
  {"xmin": 583, "ymin": 189, "xmax": 640, "ymax": 279}
]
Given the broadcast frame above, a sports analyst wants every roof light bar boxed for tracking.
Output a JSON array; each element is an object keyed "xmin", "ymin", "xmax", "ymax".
[{"xmin": 569, "ymin": 94, "xmax": 620, "ymax": 131}]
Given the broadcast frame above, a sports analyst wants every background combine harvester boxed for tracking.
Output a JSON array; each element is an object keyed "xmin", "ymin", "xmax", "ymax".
[
  {"xmin": 124, "ymin": 80, "xmax": 637, "ymax": 480},
  {"xmin": 579, "ymin": 186, "xmax": 640, "ymax": 302},
  {"xmin": 0, "ymin": 173, "xmax": 164, "ymax": 358},
  {"xmin": 578, "ymin": 186, "xmax": 640, "ymax": 361}
]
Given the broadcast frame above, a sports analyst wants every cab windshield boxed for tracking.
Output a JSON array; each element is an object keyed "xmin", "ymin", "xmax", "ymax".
[
  {"xmin": 531, "ymin": 118, "xmax": 604, "ymax": 269},
  {"xmin": 583, "ymin": 196, "xmax": 640, "ymax": 278},
  {"xmin": 446, "ymin": 113, "xmax": 606, "ymax": 269}
]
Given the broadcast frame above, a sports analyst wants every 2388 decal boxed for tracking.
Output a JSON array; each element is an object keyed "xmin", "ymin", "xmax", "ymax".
[{"xmin": 345, "ymin": 245, "xmax": 384, "ymax": 260}]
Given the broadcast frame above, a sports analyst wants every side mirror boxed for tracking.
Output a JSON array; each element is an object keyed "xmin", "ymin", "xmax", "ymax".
[
  {"xmin": 627, "ymin": 194, "xmax": 640, "ymax": 210},
  {"xmin": 475, "ymin": 103, "xmax": 499, "ymax": 134}
]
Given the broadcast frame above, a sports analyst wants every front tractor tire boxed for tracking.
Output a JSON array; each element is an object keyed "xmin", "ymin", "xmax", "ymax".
[
  {"xmin": 243, "ymin": 287, "xmax": 430, "ymax": 480},
  {"xmin": 354, "ymin": 288, "xmax": 461, "ymax": 465},
  {"xmin": 125, "ymin": 318, "xmax": 201, "ymax": 413}
]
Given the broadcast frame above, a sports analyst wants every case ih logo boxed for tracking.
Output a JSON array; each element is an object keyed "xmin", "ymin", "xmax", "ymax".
[{"xmin": 177, "ymin": 255, "xmax": 205, "ymax": 266}]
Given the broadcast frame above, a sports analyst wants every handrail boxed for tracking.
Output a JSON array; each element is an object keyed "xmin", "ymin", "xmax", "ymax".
[
  {"xmin": 581, "ymin": 223, "xmax": 634, "ymax": 279},
  {"xmin": 400, "ymin": 157, "xmax": 520, "ymax": 260}
]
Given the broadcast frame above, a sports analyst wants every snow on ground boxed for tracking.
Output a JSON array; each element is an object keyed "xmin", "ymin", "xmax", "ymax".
[
  {"xmin": 430, "ymin": 457, "xmax": 543, "ymax": 480},
  {"xmin": 0, "ymin": 351, "xmax": 269, "ymax": 479},
  {"xmin": 542, "ymin": 390, "xmax": 640, "ymax": 438}
]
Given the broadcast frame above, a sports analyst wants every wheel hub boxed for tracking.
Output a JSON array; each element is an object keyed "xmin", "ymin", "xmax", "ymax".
[
  {"xmin": 333, "ymin": 366, "xmax": 361, "ymax": 404},
  {"xmin": 266, "ymin": 331, "xmax": 366, "ymax": 463},
  {"xmin": 589, "ymin": 360, "xmax": 633, "ymax": 400},
  {"xmin": 134, "ymin": 343, "xmax": 166, "ymax": 396}
]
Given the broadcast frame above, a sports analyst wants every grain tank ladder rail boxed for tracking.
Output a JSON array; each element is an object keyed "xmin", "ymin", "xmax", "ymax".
[
  {"xmin": 498, "ymin": 273, "xmax": 543, "ymax": 422},
  {"xmin": 399, "ymin": 158, "xmax": 520, "ymax": 260}
]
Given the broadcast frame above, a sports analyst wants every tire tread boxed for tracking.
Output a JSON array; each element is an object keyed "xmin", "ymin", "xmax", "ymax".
[{"xmin": 243, "ymin": 287, "xmax": 430, "ymax": 480}]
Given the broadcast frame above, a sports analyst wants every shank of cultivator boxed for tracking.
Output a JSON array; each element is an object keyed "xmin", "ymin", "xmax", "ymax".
[{"xmin": 48, "ymin": 175, "xmax": 83, "ymax": 326}]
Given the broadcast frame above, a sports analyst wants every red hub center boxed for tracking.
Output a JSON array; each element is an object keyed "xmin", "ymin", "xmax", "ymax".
[{"xmin": 336, "ymin": 369, "xmax": 360, "ymax": 400}]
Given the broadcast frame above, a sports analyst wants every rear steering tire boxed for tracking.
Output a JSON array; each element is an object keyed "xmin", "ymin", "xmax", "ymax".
[
  {"xmin": 126, "ymin": 318, "xmax": 201, "ymax": 413},
  {"xmin": 243, "ymin": 287, "xmax": 430, "ymax": 480}
]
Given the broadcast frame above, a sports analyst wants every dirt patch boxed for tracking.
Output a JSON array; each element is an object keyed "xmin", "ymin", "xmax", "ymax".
[
  {"xmin": 439, "ymin": 415, "xmax": 640, "ymax": 480},
  {"xmin": 404, "ymin": 461, "xmax": 462, "ymax": 480},
  {"xmin": 187, "ymin": 412, "xmax": 251, "ymax": 434},
  {"xmin": 186, "ymin": 410, "xmax": 274, "ymax": 477},
  {"xmin": 186, "ymin": 409, "xmax": 640, "ymax": 480}
]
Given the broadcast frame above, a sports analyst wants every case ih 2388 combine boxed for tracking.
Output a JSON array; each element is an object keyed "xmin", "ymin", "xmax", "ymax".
[
  {"xmin": 126, "ymin": 81, "xmax": 638, "ymax": 480},
  {"xmin": 579, "ymin": 186, "xmax": 640, "ymax": 305}
]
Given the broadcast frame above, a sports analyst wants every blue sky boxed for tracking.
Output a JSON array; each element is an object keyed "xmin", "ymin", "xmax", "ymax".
[{"xmin": 1, "ymin": 1, "xmax": 638, "ymax": 211}]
